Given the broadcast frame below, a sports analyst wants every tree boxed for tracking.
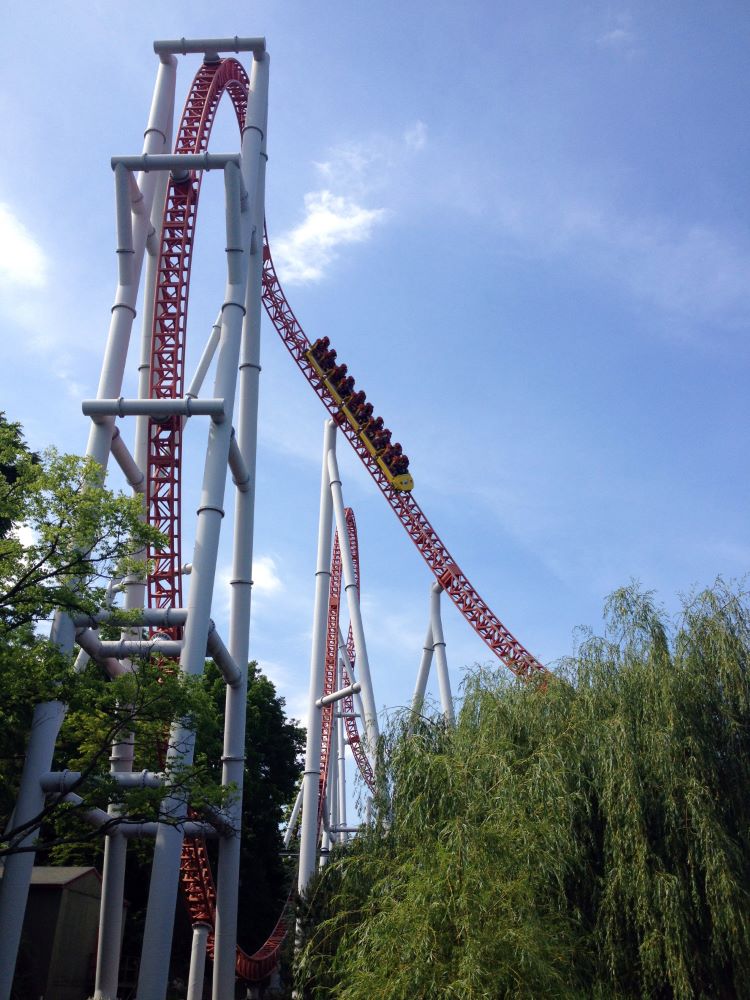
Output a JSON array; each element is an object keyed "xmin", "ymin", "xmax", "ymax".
[
  {"xmin": 0, "ymin": 414, "xmax": 222, "ymax": 856},
  {"xmin": 297, "ymin": 581, "xmax": 750, "ymax": 999}
]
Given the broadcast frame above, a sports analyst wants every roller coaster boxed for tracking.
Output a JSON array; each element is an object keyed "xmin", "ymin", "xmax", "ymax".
[{"xmin": 0, "ymin": 37, "xmax": 544, "ymax": 1000}]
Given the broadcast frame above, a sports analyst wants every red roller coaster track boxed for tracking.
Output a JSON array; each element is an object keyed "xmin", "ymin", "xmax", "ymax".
[
  {"xmin": 145, "ymin": 56, "xmax": 544, "ymax": 985},
  {"xmin": 320, "ymin": 508, "xmax": 376, "ymax": 804}
]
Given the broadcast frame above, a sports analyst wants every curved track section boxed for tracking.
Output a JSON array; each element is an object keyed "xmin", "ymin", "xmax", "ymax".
[
  {"xmin": 259, "ymin": 241, "xmax": 545, "ymax": 678},
  {"xmin": 321, "ymin": 508, "xmax": 375, "ymax": 801},
  {"xmin": 146, "ymin": 59, "xmax": 248, "ymax": 622}
]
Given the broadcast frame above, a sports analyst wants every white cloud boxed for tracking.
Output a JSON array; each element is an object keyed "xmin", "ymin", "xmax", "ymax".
[
  {"xmin": 274, "ymin": 124, "xmax": 428, "ymax": 285},
  {"xmin": 253, "ymin": 554, "xmax": 283, "ymax": 595},
  {"xmin": 404, "ymin": 120, "xmax": 428, "ymax": 152},
  {"xmin": 0, "ymin": 203, "xmax": 47, "ymax": 289},
  {"xmin": 597, "ymin": 27, "xmax": 635, "ymax": 48},
  {"xmin": 596, "ymin": 13, "xmax": 638, "ymax": 54},
  {"xmin": 314, "ymin": 145, "xmax": 377, "ymax": 190},
  {"xmin": 273, "ymin": 190, "xmax": 385, "ymax": 284}
]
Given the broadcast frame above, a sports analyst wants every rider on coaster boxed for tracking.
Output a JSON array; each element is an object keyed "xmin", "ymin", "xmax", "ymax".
[
  {"xmin": 311, "ymin": 336, "xmax": 330, "ymax": 362},
  {"xmin": 329, "ymin": 363, "xmax": 348, "ymax": 391},
  {"xmin": 349, "ymin": 389, "xmax": 366, "ymax": 413},
  {"xmin": 319, "ymin": 347, "xmax": 337, "ymax": 371},
  {"xmin": 382, "ymin": 441, "xmax": 402, "ymax": 469},
  {"xmin": 372, "ymin": 427, "xmax": 392, "ymax": 452},
  {"xmin": 356, "ymin": 401, "xmax": 374, "ymax": 425},
  {"xmin": 364, "ymin": 415, "xmax": 384, "ymax": 443},
  {"xmin": 392, "ymin": 452, "xmax": 409, "ymax": 475}
]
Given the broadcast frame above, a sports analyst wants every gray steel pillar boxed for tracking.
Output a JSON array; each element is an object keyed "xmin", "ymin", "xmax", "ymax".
[
  {"xmin": 137, "ymin": 147, "xmax": 261, "ymax": 1000},
  {"xmin": 0, "ymin": 699, "xmax": 66, "ymax": 1000},
  {"xmin": 186, "ymin": 922, "xmax": 211, "ymax": 1000},
  {"xmin": 431, "ymin": 584, "xmax": 455, "ymax": 724},
  {"xmin": 298, "ymin": 421, "xmax": 336, "ymax": 895},
  {"xmin": 411, "ymin": 623, "xmax": 435, "ymax": 721},
  {"xmin": 95, "ymin": 89, "xmax": 176, "ymax": 999},
  {"xmin": 336, "ymin": 658, "xmax": 348, "ymax": 844},
  {"xmin": 0, "ymin": 55, "xmax": 176, "ymax": 1000},
  {"xmin": 93, "ymin": 733, "xmax": 133, "ymax": 1000},
  {"xmin": 212, "ymin": 52, "xmax": 269, "ymax": 1000}
]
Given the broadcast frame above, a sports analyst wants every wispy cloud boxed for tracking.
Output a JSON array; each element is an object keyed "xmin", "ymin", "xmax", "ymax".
[
  {"xmin": 0, "ymin": 203, "xmax": 47, "ymax": 289},
  {"xmin": 273, "ymin": 122, "xmax": 428, "ymax": 285},
  {"xmin": 253, "ymin": 554, "xmax": 283, "ymax": 596},
  {"xmin": 596, "ymin": 12, "xmax": 638, "ymax": 54},
  {"xmin": 404, "ymin": 120, "xmax": 428, "ymax": 152},
  {"xmin": 477, "ymin": 169, "xmax": 750, "ymax": 334},
  {"xmin": 273, "ymin": 191, "xmax": 385, "ymax": 284}
]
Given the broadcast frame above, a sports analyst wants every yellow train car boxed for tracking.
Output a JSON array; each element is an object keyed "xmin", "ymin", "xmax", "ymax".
[{"xmin": 305, "ymin": 349, "xmax": 414, "ymax": 492}]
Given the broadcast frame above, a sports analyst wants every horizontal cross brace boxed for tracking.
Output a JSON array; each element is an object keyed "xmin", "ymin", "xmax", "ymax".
[
  {"xmin": 316, "ymin": 682, "xmax": 362, "ymax": 708},
  {"xmin": 111, "ymin": 152, "xmax": 240, "ymax": 173},
  {"xmin": 83, "ymin": 397, "xmax": 226, "ymax": 422},
  {"xmin": 153, "ymin": 36, "xmax": 266, "ymax": 57}
]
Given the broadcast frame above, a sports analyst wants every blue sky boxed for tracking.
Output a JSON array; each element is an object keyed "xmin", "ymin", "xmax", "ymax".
[{"xmin": 1, "ymin": 2, "xmax": 749, "ymax": 744}]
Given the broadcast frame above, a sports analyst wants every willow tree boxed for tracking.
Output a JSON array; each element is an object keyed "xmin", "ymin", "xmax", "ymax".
[{"xmin": 297, "ymin": 582, "xmax": 750, "ymax": 999}]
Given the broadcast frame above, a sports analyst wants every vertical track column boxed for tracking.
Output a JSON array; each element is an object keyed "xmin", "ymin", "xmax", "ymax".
[
  {"xmin": 93, "ymin": 732, "xmax": 133, "ymax": 1000},
  {"xmin": 95, "ymin": 79, "xmax": 177, "ymax": 1000},
  {"xmin": 186, "ymin": 922, "xmax": 211, "ymax": 1000},
  {"xmin": 322, "ymin": 709, "xmax": 337, "ymax": 865},
  {"xmin": 137, "ymin": 146, "xmax": 259, "ymax": 999},
  {"xmin": 411, "ymin": 623, "xmax": 435, "ymax": 721},
  {"xmin": 431, "ymin": 584, "xmax": 455, "ymax": 724},
  {"xmin": 0, "ymin": 56, "xmax": 177, "ymax": 1000},
  {"xmin": 336, "ymin": 658, "xmax": 348, "ymax": 844},
  {"xmin": 298, "ymin": 421, "xmax": 336, "ymax": 895},
  {"xmin": 212, "ymin": 52, "xmax": 270, "ymax": 1000},
  {"xmin": 327, "ymin": 449, "xmax": 380, "ymax": 755}
]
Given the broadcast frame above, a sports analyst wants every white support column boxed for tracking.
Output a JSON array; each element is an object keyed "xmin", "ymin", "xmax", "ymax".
[
  {"xmin": 327, "ymin": 449, "xmax": 380, "ymax": 754},
  {"xmin": 431, "ymin": 584, "xmax": 455, "ymax": 724},
  {"xmin": 86, "ymin": 55, "xmax": 177, "ymax": 473},
  {"xmin": 95, "ymin": 93, "xmax": 176, "ymax": 999},
  {"xmin": 138, "ymin": 128, "xmax": 262, "ymax": 998},
  {"xmin": 0, "ymin": 56, "xmax": 177, "ymax": 1000},
  {"xmin": 411, "ymin": 623, "xmax": 435, "ymax": 720},
  {"xmin": 323, "ymin": 706, "xmax": 338, "ymax": 861},
  {"xmin": 212, "ymin": 51, "xmax": 269, "ymax": 1000},
  {"xmin": 320, "ymin": 787, "xmax": 331, "ymax": 868},
  {"xmin": 298, "ymin": 421, "xmax": 336, "ymax": 896},
  {"xmin": 93, "ymin": 733, "xmax": 133, "ymax": 1000},
  {"xmin": 283, "ymin": 785, "xmax": 303, "ymax": 849},
  {"xmin": 186, "ymin": 922, "xmax": 211, "ymax": 1000},
  {"xmin": 336, "ymin": 658, "xmax": 348, "ymax": 844}
]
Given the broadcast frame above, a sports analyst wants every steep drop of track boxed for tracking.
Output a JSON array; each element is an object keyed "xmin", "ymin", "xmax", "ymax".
[{"xmin": 260, "ymin": 237, "xmax": 544, "ymax": 678}]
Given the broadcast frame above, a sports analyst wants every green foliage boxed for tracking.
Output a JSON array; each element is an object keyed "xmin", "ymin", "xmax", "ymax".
[
  {"xmin": 297, "ymin": 582, "xmax": 750, "ymax": 999},
  {"xmin": 0, "ymin": 414, "xmax": 162, "ymax": 636},
  {"xmin": 0, "ymin": 414, "xmax": 225, "ymax": 856}
]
